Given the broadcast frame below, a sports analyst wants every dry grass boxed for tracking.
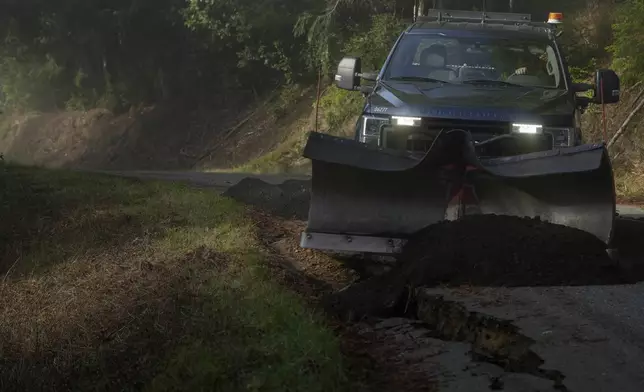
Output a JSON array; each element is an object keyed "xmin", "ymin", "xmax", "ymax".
[
  {"xmin": 229, "ymin": 102, "xmax": 357, "ymax": 174},
  {"xmin": 615, "ymin": 162, "xmax": 644, "ymax": 203},
  {"xmin": 230, "ymin": 123, "xmax": 313, "ymax": 174},
  {"xmin": 580, "ymin": 82, "xmax": 644, "ymax": 202},
  {"xmin": 197, "ymin": 84, "xmax": 319, "ymax": 173},
  {"xmin": 0, "ymin": 163, "xmax": 349, "ymax": 391}
]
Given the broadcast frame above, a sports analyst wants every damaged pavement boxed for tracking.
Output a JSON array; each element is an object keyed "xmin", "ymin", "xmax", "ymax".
[
  {"xmin": 350, "ymin": 279, "xmax": 644, "ymax": 392},
  {"xmin": 413, "ymin": 285, "xmax": 644, "ymax": 391}
]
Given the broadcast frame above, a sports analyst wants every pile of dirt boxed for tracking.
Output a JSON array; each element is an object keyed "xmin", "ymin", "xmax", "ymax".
[
  {"xmin": 612, "ymin": 217, "xmax": 644, "ymax": 255},
  {"xmin": 401, "ymin": 215, "xmax": 615, "ymax": 287},
  {"xmin": 223, "ymin": 178, "xmax": 311, "ymax": 220},
  {"xmin": 326, "ymin": 215, "xmax": 622, "ymax": 320}
]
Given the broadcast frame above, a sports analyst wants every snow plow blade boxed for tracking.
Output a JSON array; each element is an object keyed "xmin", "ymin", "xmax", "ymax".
[{"xmin": 300, "ymin": 131, "xmax": 616, "ymax": 254}]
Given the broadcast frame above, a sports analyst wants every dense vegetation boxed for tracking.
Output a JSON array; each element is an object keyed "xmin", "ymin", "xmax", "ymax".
[
  {"xmin": 0, "ymin": 0, "xmax": 638, "ymax": 115},
  {"xmin": 0, "ymin": 0, "xmax": 321, "ymax": 111}
]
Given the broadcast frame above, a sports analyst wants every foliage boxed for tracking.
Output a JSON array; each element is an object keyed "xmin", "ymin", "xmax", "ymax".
[
  {"xmin": 0, "ymin": 0, "xmax": 638, "ymax": 114},
  {"xmin": 183, "ymin": 0, "xmax": 317, "ymax": 84},
  {"xmin": 342, "ymin": 13, "xmax": 406, "ymax": 71},
  {"xmin": 293, "ymin": 0, "xmax": 398, "ymax": 73},
  {"xmin": 0, "ymin": 53, "xmax": 64, "ymax": 110},
  {"xmin": 569, "ymin": 58, "xmax": 599, "ymax": 84},
  {"xmin": 0, "ymin": 0, "xmax": 317, "ymax": 112},
  {"xmin": 609, "ymin": 0, "xmax": 644, "ymax": 84},
  {"xmin": 320, "ymin": 86, "xmax": 364, "ymax": 133},
  {"xmin": 318, "ymin": 14, "xmax": 404, "ymax": 134}
]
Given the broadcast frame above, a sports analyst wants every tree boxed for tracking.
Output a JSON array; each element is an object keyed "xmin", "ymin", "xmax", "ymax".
[{"xmin": 610, "ymin": 0, "xmax": 644, "ymax": 84}]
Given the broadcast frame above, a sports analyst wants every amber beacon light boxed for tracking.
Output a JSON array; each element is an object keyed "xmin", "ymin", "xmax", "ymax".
[{"xmin": 547, "ymin": 12, "xmax": 563, "ymax": 24}]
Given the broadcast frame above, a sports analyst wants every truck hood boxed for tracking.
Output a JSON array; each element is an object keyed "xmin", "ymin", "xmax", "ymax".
[{"xmin": 365, "ymin": 81, "xmax": 574, "ymax": 125}]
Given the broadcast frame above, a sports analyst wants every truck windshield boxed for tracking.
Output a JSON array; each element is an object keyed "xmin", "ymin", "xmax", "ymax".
[{"xmin": 383, "ymin": 34, "xmax": 566, "ymax": 90}]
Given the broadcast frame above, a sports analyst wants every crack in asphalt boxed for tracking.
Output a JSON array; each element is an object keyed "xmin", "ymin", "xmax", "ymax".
[{"xmin": 414, "ymin": 290, "xmax": 569, "ymax": 391}]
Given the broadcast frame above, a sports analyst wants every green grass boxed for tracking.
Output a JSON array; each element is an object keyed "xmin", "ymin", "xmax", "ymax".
[
  {"xmin": 0, "ymin": 162, "xmax": 349, "ymax": 391},
  {"xmin": 225, "ymin": 85, "xmax": 358, "ymax": 175},
  {"xmin": 230, "ymin": 127, "xmax": 311, "ymax": 174}
]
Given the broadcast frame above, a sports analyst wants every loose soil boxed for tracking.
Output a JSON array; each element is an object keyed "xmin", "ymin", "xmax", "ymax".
[
  {"xmin": 326, "ymin": 215, "xmax": 630, "ymax": 321},
  {"xmin": 400, "ymin": 215, "xmax": 617, "ymax": 287}
]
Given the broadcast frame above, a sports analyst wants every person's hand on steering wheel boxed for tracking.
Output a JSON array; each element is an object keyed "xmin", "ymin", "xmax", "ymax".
[{"xmin": 515, "ymin": 67, "xmax": 528, "ymax": 75}]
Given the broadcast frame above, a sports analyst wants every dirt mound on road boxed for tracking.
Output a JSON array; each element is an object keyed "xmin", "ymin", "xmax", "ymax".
[
  {"xmin": 612, "ymin": 217, "xmax": 644, "ymax": 255},
  {"xmin": 327, "ymin": 215, "xmax": 621, "ymax": 320},
  {"xmin": 401, "ymin": 215, "xmax": 614, "ymax": 287}
]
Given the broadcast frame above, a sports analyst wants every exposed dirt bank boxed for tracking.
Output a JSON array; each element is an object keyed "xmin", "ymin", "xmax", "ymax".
[{"xmin": 0, "ymin": 87, "xmax": 317, "ymax": 171}]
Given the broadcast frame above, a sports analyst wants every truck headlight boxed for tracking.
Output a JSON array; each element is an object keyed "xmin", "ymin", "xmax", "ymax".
[
  {"xmin": 511, "ymin": 123, "xmax": 574, "ymax": 147},
  {"xmin": 360, "ymin": 116, "xmax": 390, "ymax": 144},
  {"xmin": 392, "ymin": 116, "xmax": 422, "ymax": 127},
  {"xmin": 544, "ymin": 127, "xmax": 574, "ymax": 147},
  {"xmin": 512, "ymin": 123, "xmax": 543, "ymax": 134}
]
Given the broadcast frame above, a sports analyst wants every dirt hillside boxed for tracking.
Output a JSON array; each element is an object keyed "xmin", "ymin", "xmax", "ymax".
[
  {"xmin": 3, "ymin": 78, "xmax": 642, "ymax": 181},
  {"xmin": 0, "ymin": 85, "xmax": 347, "ymax": 172}
]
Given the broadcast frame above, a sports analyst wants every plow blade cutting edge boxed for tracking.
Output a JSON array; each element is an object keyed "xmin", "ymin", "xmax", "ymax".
[{"xmin": 300, "ymin": 131, "xmax": 616, "ymax": 254}]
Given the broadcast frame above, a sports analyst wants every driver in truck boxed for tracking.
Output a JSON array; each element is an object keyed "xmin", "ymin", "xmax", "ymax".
[
  {"xmin": 420, "ymin": 43, "xmax": 456, "ymax": 80},
  {"xmin": 514, "ymin": 50, "xmax": 550, "ymax": 75}
]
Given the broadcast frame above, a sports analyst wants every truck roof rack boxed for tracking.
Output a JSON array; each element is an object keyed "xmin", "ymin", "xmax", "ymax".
[{"xmin": 416, "ymin": 9, "xmax": 532, "ymax": 25}]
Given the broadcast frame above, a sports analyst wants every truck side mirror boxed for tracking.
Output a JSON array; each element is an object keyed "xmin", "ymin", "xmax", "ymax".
[
  {"xmin": 593, "ymin": 69, "xmax": 620, "ymax": 104},
  {"xmin": 335, "ymin": 56, "xmax": 362, "ymax": 91}
]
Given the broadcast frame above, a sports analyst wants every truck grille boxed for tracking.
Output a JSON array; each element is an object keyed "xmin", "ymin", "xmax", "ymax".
[{"xmin": 381, "ymin": 119, "xmax": 558, "ymax": 157}]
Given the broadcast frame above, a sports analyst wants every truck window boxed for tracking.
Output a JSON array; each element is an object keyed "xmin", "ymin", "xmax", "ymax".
[{"xmin": 384, "ymin": 34, "xmax": 564, "ymax": 89}]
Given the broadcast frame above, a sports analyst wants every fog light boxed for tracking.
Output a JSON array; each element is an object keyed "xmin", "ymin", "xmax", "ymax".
[
  {"xmin": 512, "ymin": 123, "xmax": 543, "ymax": 134},
  {"xmin": 393, "ymin": 116, "xmax": 422, "ymax": 127}
]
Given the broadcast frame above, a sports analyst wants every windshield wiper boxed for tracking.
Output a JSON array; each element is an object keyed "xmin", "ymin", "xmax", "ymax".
[
  {"xmin": 461, "ymin": 79, "xmax": 524, "ymax": 87},
  {"xmin": 388, "ymin": 76, "xmax": 452, "ymax": 84}
]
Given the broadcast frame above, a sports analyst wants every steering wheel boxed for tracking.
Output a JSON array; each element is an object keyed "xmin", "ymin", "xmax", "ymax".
[{"xmin": 458, "ymin": 67, "xmax": 490, "ymax": 80}]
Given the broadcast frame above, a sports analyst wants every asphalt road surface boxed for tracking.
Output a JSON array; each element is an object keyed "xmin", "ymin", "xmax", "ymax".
[
  {"xmin": 103, "ymin": 170, "xmax": 644, "ymax": 217},
  {"xmin": 106, "ymin": 170, "xmax": 644, "ymax": 392},
  {"xmin": 99, "ymin": 170, "xmax": 310, "ymax": 193}
]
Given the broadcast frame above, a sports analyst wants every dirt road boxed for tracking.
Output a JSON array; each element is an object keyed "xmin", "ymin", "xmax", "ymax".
[{"xmin": 105, "ymin": 170, "xmax": 644, "ymax": 392}]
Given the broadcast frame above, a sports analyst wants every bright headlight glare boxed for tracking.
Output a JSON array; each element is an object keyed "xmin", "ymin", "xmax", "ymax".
[
  {"xmin": 392, "ymin": 116, "xmax": 422, "ymax": 126},
  {"xmin": 512, "ymin": 123, "xmax": 543, "ymax": 134}
]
